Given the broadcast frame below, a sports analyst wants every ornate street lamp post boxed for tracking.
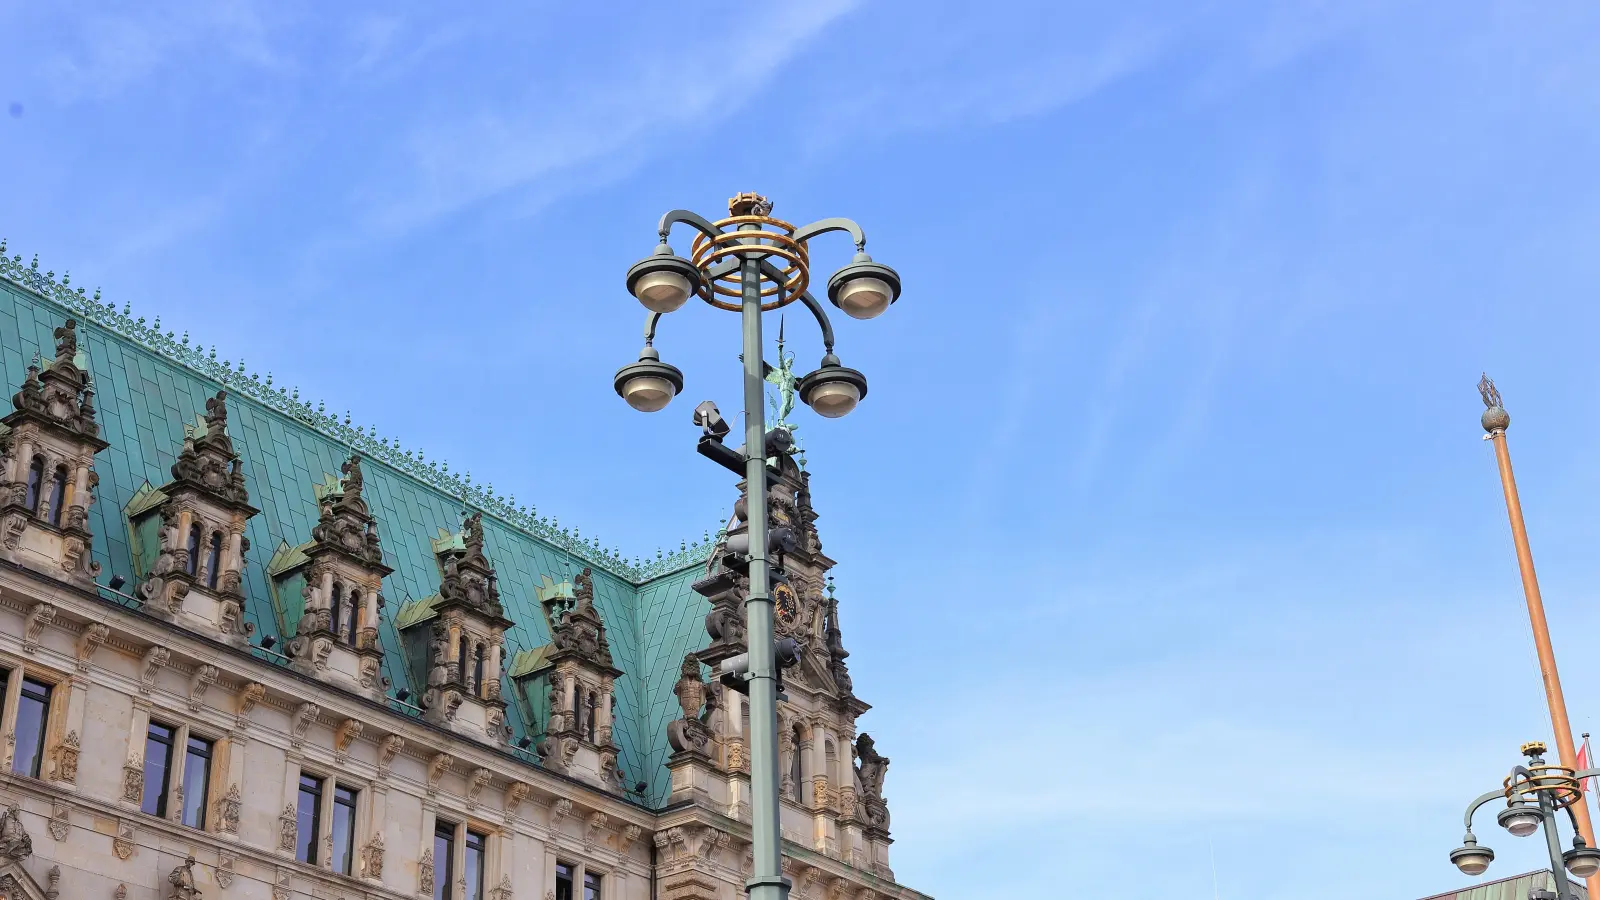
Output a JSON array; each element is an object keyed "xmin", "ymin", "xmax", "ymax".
[
  {"xmin": 1477, "ymin": 375, "xmax": 1600, "ymax": 898},
  {"xmin": 615, "ymin": 193, "xmax": 899, "ymax": 900},
  {"xmin": 1450, "ymin": 742, "xmax": 1600, "ymax": 900}
]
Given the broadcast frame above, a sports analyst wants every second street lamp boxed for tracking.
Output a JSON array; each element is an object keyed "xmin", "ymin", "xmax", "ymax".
[
  {"xmin": 1452, "ymin": 742, "xmax": 1600, "ymax": 900},
  {"xmin": 614, "ymin": 192, "xmax": 899, "ymax": 900}
]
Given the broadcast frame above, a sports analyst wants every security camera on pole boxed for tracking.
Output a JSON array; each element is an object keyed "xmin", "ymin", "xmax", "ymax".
[{"xmin": 614, "ymin": 193, "xmax": 900, "ymax": 900}]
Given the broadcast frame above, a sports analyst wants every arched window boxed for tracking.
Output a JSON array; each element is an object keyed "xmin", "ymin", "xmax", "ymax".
[
  {"xmin": 46, "ymin": 466, "xmax": 68, "ymax": 526},
  {"xmin": 345, "ymin": 591, "xmax": 361, "ymax": 646},
  {"xmin": 584, "ymin": 692, "xmax": 596, "ymax": 743},
  {"xmin": 789, "ymin": 723, "xmax": 804, "ymax": 800},
  {"xmin": 185, "ymin": 524, "xmax": 202, "ymax": 576},
  {"xmin": 23, "ymin": 457, "xmax": 43, "ymax": 513},
  {"xmin": 205, "ymin": 532, "xmax": 223, "ymax": 589},
  {"xmin": 473, "ymin": 644, "xmax": 485, "ymax": 697},
  {"xmin": 458, "ymin": 634, "xmax": 470, "ymax": 683}
]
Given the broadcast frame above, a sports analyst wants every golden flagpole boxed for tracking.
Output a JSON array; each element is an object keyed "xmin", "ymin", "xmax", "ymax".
[{"xmin": 1479, "ymin": 374, "xmax": 1600, "ymax": 896}]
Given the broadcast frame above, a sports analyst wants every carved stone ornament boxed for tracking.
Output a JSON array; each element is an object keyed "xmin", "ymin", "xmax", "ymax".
[
  {"xmin": 169, "ymin": 854, "xmax": 200, "ymax": 900},
  {"xmin": 277, "ymin": 804, "xmax": 297, "ymax": 853},
  {"xmin": 121, "ymin": 759, "xmax": 145, "ymax": 804},
  {"xmin": 139, "ymin": 646, "xmax": 170, "ymax": 694},
  {"xmin": 289, "ymin": 701, "xmax": 319, "ymax": 748},
  {"xmin": 427, "ymin": 753, "xmax": 451, "ymax": 795},
  {"xmin": 488, "ymin": 875, "xmax": 514, "ymax": 900},
  {"xmin": 188, "ymin": 664, "xmax": 219, "ymax": 712},
  {"xmin": 333, "ymin": 718, "xmax": 364, "ymax": 763},
  {"xmin": 622, "ymin": 823, "xmax": 643, "ymax": 846},
  {"xmin": 52, "ymin": 730, "xmax": 79, "ymax": 784},
  {"xmin": 217, "ymin": 783, "xmax": 242, "ymax": 834},
  {"xmin": 585, "ymin": 811, "xmax": 609, "ymax": 848},
  {"xmin": 272, "ymin": 870, "xmax": 290, "ymax": 900},
  {"xmin": 377, "ymin": 734, "xmax": 404, "ymax": 777},
  {"xmin": 360, "ymin": 830, "xmax": 384, "ymax": 880},
  {"xmin": 75, "ymin": 621, "xmax": 110, "ymax": 671},
  {"xmin": 22, "ymin": 602, "xmax": 55, "ymax": 653},
  {"xmin": 113, "ymin": 820, "xmax": 135, "ymax": 859},
  {"xmin": 48, "ymin": 799, "xmax": 68, "ymax": 841},
  {"xmin": 116, "ymin": 885, "xmax": 128, "ymax": 900},
  {"xmin": 550, "ymin": 798, "xmax": 572, "ymax": 823},
  {"xmin": 217, "ymin": 853, "xmax": 236, "ymax": 889},
  {"xmin": 550, "ymin": 568, "xmax": 614, "ymax": 668},
  {"xmin": 503, "ymin": 781, "xmax": 530, "ymax": 822},
  {"xmin": 418, "ymin": 848, "xmax": 435, "ymax": 896},
  {"xmin": 309, "ymin": 454, "xmax": 389, "ymax": 568},
  {"xmin": 466, "ymin": 767, "xmax": 492, "ymax": 807},
  {"xmin": 236, "ymin": 681, "xmax": 265, "ymax": 727}
]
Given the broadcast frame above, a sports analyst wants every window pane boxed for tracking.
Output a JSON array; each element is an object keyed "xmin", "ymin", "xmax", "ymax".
[
  {"xmin": 433, "ymin": 823, "xmax": 456, "ymax": 900},
  {"xmin": 332, "ymin": 786, "xmax": 357, "ymax": 875},
  {"xmin": 12, "ymin": 679, "xmax": 51, "ymax": 778},
  {"xmin": 181, "ymin": 736, "xmax": 212, "ymax": 829},
  {"xmin": 584, "ymin": 871, "xmax": 602, "ymax": 900},
  {"xmin": 142, "ymin": 723, "xmax": 175, "ymax": 817},
  {"xmin": 465, "ymin": 830, "xmax": 486, "ymax": 900},
  {"xmin": 555, "ymin": 863, "xmax": 574, "ymax": 900},
  {"xmin": 296, "ymin": 775, "xmax": 323, "ymax": 864}
]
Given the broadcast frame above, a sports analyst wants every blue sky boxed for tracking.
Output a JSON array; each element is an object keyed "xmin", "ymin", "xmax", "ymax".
[{"xmin": 6, "ymin": 2, "xmax": 1600, "ymax": 897}]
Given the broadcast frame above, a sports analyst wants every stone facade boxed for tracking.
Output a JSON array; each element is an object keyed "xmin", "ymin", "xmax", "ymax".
[{"xmin": 0, "ymin": 256, "xmax": 929, "ymax": 899}]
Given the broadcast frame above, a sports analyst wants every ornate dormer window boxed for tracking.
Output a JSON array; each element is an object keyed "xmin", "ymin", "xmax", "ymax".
[
  {"xmin": 129, "ymin": 390, "xmax": 258, "ymax": 645},
  {"xmin": 274, "ymin": 455, "xmax": 392, "ymax": 698},
  {"xmin": 396, "ymin": 512, "xmax": 513, "ymax": 743},
  {"xmin": 0, "ymin": 318, "xmax": 110, "ymax": 587},
  {"xmin": 536, "ymin": 567, "xmax": 625, "ymax": 790}
]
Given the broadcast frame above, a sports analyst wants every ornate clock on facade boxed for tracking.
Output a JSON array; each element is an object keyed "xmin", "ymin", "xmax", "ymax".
[{"xmin": 773, "ymin": 581, "xmax": 800, "ymax": 632}]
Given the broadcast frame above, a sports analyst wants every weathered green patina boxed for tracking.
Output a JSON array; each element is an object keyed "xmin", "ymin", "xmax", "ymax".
[{"xmin": 0, "ymin": 246, "xmax": 724, "ymax": 806}]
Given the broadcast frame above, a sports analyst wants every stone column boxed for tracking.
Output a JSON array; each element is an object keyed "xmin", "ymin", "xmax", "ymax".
[
  {"xmin": 596, "ymin": 676, "xmax": 614, "ymax": 745},
  {"xmin": 65, "ymin": 458, "xmax": 88, "ymax": 515},
  {"xmin": 8, "ymin": 433, "xmax": 32, "ymax": 483},
  {"xmin": 215, "ymin": 731, "xmax": 247, "ymax": 838},
  {"xmin": 485, "ymin": 639, "xmax": 503, "ymax": 698},
  {"xmin": 50, "ymin": 670, "xmax": 90, "ymax": 787},
  {"xmin": 362, "ymin": 587, "xmax": 380, "ymax": 644},
  {"xmin": 118, "ymin": 697, "xmax": 153, "ymax": 808},
  {"xmin": 361, "ymin": 783, "xmax": 386, "ymax": 883},
  {"xmin": 280, "ymin": 754, "xmax": 303, "ymax": 858}
]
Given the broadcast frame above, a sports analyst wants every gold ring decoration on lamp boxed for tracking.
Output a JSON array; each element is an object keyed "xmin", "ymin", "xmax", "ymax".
[{"xmin": 689, "ymin": 198, "xmax": 811, "ymax": 312}]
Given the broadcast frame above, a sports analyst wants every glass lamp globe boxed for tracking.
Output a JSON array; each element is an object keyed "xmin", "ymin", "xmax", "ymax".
[
  {"xmin": 1450, "ymin": 842, "xmax": 1494, "ymax": 876},
  {"xmin": 827, "ymin": 255, "xmax": 900, "ymax": 321},
  {"xmin": 633, "ymin": 270, "xmax": 692, "ymax": 314},
  {"xmin": 1499, "ymin": 806, "xmax": 1542, "ymax": 838},
  {"xmin": 807, "ymin": 381, "xmax": 861, "ymax": 418},
  {"xmin": 834, "ymin": 276, "xmax": 892, "ymax": 320},
  {"xmin": 1567, "ymin": 845, "xmax": 1600, "ymax": 879},
  {"xmin": 621, "ymin": 374, "xmax": 676, "ymax": 412},
  {"xmin": 613, "ymin": 347, "xmax": 682, "ymax": 414}
]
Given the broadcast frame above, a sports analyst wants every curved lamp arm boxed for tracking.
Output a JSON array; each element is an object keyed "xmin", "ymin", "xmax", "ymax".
[
  {"xmin": 657, "ymin": 210, "xmax": 724, "ymax": 242},
  {"xmin": 793, "ymin": 217, "xmax": 867, "ymax": 253},
  {"xmin": 1464, "ymin": 788, "xmax": 1507, "ymax": 829},
  {"xmin": 643, "ymin": 312, "xmax": 662, "ymax": 346}
]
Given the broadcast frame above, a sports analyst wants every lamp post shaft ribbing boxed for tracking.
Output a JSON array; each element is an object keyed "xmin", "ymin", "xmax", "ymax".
[
  {"xmin": 741, "ymin": 242, "xmax": 789, "ymax": 900},
  {"xmin": 1489, "ymin": 429, "xmax": 1600, "ymax": 898}
]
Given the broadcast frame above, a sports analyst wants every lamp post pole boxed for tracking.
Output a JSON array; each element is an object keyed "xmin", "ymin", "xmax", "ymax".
[
  {"xmin": 1478, "ymin": 375, "xmax": 1600, "ymax": 900},
  {"xmin": 739, "ymin": 231, "xmax": 787, "ymax": 900},
  {"xmin": 615, "ymin": 193, "xmax": 901, "ymax": 900}
]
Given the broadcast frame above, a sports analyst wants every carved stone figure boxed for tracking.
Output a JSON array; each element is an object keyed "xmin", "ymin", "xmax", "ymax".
[
  {"xmin": 550, "ymin": 568, "xmax": 614, "ymax": 668},
  {"xmin": 216, "ymin": 783, "xmax": 241, "ymax": 834},
  {"xmin": 0, "ymin": 806, "xmax": 30, "ymax": 861},
  {"xmin": 169, "ymin": 855, "xmax": 200, "ymax": 900},
  {"xmin": 667, "ymin": 653, "xmax": 712, "ymax": 755}
]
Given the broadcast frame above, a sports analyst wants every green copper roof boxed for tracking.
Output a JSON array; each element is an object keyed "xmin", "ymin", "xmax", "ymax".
[{"xmin": 0, "ymin": 246, "xmax": 723, "ymax": 806}]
